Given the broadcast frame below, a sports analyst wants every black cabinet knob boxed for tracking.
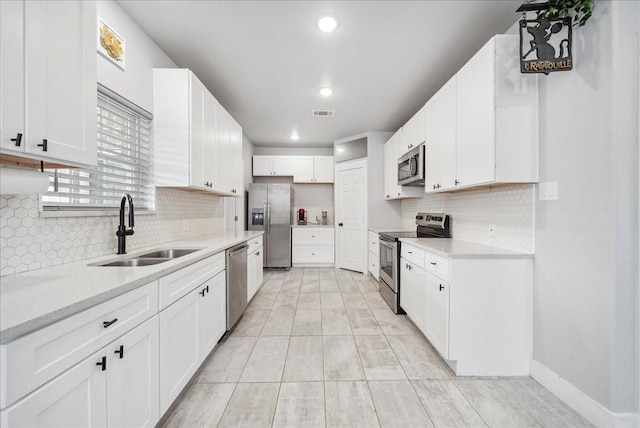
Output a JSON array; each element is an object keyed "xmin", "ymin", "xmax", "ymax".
[
  {"xmin": 103, "ymin": 318, "xmax": 118, "ymax": 328},
  {"xmin": 10, "ymin": 133, "xmax": 22, "ymax": 146},
  {"xmin": 96, "ymin": 356, "xmax": 107, "ymax": 371},
  {"xmin": 338, "ymin": 223, "xmax": 343, "ymax": 227},
  {"xmin": 38, "ymin": 139, "xmax": 48, "ymax": 152},
  {"xmin": 114, "ymin": 345, "xmax": 124, "ymax": 359}
]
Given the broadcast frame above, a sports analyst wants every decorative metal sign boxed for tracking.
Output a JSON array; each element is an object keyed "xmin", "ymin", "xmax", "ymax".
[{"xmin": 520, "ymin": 16, "xmax": 572, "ymax": 74}]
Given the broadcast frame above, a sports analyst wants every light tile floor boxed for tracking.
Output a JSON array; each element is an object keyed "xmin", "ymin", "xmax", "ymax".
[{"xmin": 162, "ymin": 268, "xmax": 593, "ymax": 428}]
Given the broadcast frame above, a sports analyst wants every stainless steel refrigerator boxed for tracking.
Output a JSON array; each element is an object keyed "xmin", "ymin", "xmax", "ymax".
[{"xmin": 248, "ymin": 183, "xmax": 292, "ymax": 268}]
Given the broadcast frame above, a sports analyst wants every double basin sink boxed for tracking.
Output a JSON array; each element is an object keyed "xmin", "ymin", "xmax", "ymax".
[{"xmin": 90, "ymin": 248, "xmax": 204, "ymax": 267}]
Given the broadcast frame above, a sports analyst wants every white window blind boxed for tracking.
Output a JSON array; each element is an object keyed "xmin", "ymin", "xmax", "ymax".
[{"xmin": 42, "ymin": 91, "xmax": 154, "ymax": 211}]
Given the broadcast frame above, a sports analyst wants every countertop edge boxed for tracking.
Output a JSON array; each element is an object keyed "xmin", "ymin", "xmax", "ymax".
[
  {"xmin": 0, "ymin": 231, "xmax": 264, "ymax": 344},
  {"xmin": 399, "ymin": 237, "xmax": 534, "ymax": 259}
]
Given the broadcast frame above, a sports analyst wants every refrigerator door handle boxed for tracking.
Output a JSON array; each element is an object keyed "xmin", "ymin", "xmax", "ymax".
[{"xmin": 267, "ymin": 200, "xmax": 272, "ymax": 234}]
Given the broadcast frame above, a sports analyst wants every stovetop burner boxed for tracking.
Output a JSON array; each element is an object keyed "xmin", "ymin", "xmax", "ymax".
[{"xmin": 379, "ymin": 213, "xmax": 451, "ymax": 242}]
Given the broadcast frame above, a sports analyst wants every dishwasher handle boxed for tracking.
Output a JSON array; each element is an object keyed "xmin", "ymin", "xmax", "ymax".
[{"xmin": 228, "ymin": 244, "xmax": 248, "ymax": 257}]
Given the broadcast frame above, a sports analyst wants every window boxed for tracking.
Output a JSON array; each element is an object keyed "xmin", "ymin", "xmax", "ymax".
[{"xmin": 42, "ymin": 89, "xmax": 154, "ymax": 212}]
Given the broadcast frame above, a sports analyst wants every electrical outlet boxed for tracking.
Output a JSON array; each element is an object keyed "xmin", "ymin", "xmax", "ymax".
[
  {"xmin": 488, "ymin": 224, "xmax": 496, "ymax": 237},
  {"xmin": 182, "ymin": 220, "xmax": 189, "ymax": 232}
]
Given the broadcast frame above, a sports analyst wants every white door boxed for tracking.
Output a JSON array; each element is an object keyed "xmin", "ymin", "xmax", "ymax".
[
  {"xmin": 197, "ymin": 271, "xmax": 226, "ymax": 363},
  {"xmin": 335, "ymin": 159, "xmax": 367, "ymax": 273},
  {"xmin": 0, "ymin": 0, "xmax": 24, "ymax": 153},
  {"xmin": 107, "ymin": 317, "xmax": 160, "ymax": 428},
  {"xmin": 424, "ymin": 272, "xmax": 450, "ymax": 359},
  {"xmin": 216, "ymin": 107, "xmax": 231, "ymax": 193},
  {"xmin": 293, "ymin": 156, "xmax": 314, "ymax": 182},
  {"xmin": 189, "ymin": 75, "xmax": 207, "ymax": 189},
  {"xmin": 313, "ymin": 156, "xmax": 334, "ymax": 183},
  {"xmin": 1, "ymin": 350, "xmax": 107, "ymax": 427}
]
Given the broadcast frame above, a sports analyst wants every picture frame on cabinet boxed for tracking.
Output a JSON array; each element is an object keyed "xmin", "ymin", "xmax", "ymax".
[{"xmin": 97, "ymin": 17, "xmax": 125, "ymax": 70}]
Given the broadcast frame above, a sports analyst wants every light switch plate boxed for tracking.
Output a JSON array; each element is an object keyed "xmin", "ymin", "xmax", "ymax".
[{"xmin": 539, "ymin": 181, "xmax": 558, "ymax": 201}]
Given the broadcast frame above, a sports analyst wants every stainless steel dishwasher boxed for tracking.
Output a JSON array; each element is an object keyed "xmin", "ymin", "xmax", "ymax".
[{"xmin": 226, "ymin": 243, "xmax": 248, "ymax": 330}]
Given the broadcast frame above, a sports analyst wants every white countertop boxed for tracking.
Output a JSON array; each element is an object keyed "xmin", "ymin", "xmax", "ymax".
[
  {"xmin": 291, "ymin": 224, "xmax": 334, "ymax": 228},
  {"xmin": 368, "ymin": 226, "xmax": 413, "ymax": 234},
  {"xmin": 399, "ymin": 238, "xmax": 533, "ymax": 259},
  {"xmin": 0, "ymin": 231, "xmax": 263, "ymax": 343}
]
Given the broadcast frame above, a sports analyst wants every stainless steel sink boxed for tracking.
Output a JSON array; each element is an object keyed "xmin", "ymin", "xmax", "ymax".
[
  {"xmin": 98, "ymin": 258, "xmax": 169, "ymax": 267},
  {"xmin": 136, "ymin": 248, "xmax": 203, "ymax": 259}
]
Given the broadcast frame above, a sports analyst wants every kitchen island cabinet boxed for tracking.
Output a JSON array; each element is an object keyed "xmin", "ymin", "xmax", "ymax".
[{"xmin": 399, "ymin": 239, "xmax": 532, "ymax": 376}]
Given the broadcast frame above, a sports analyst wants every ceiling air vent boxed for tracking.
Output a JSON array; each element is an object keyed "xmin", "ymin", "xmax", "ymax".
[{"xmin": 312, "ymin": 110, "xmax": 335, "ymax": 117}]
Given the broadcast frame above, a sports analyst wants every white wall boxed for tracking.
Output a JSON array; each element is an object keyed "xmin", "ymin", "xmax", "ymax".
[
  {"xmin": 97, "ymin": 1, "xmax": 176, "ymax": 111},
  {"xmin": 532, "ymin": 0, "xmax": 639, "ymax": 421}
]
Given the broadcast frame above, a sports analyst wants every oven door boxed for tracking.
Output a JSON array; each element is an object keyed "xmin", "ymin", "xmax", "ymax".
[{"xmin": 378, "ymin": 237, "xmax": 397, "ymax": 292}]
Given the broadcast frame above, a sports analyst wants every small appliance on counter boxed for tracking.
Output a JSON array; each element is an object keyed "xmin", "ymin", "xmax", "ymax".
[
  {"xmin": 321, "ymin": 211, "xmax": 328, "ymax": 225},
  {"xmin": 297, "ymin": 208, "xmax": 307, "ymax": 225},
  {"xmin": 378, "ymin": 213, "xmax": 450, "ymax": 314}
]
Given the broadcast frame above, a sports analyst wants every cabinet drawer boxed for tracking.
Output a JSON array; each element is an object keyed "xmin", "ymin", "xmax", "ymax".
[
  {"xmin": 248, "ymin": 235, "xmax": 263, "ymax": 254},
  {"xmin": 292, "ymin": 228, "xmax": 334, "ymax": 246},
  {"xmin": 159, "ymin": 253, "xmax": 224, "ymax": 309},
  {"xmin": 401, "ymin": 244, "xmax": 425, "ymax": 269},
  {"xmin": 1, "ymin": 281, "xmax": 158, "ymax": 410},
  {"xmin": 368, "ymin": 232, "xmax": 379, "ymax": 256},
  {"xmin": 424, "ymin": 253, "xmax": 449, "ymax": 281},
  {"xmin": 292, "ymin": 246, "xmax": 334, "ymax": 263}
]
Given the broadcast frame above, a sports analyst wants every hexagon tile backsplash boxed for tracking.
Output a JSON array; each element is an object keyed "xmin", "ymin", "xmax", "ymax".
[
  {"xmin": 0, "ymin": 189, "xmax": 225, "ymax": 277},
  {"xmin": 401, "ymin": 184, "xmax": 535, "ymax": 253}
]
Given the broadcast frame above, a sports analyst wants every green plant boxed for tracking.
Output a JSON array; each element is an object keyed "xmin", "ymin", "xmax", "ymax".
[{"xmin": 537, "ymin": 0, "xmax": 594, "ymax": 26}]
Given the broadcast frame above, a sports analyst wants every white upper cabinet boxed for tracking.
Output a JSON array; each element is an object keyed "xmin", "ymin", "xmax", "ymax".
[
  {"xmin": 154, "ymin": 68, "xmax": 242, "ymax": 196},
  {"xmin": 399, "ymin": 104, "xmax": 427, "ymax": 157},
  {"xmin": 383, "ymin": 130, "xmax": 423, "ymax": 200},
  {"xmin": 0, "ymin": 0, "xmax": 96, "ymax": 167},
  {"xmin": 252, "ymin": 155, "xmax": 294, "ymax": 176},
  {"xmin": 425, "ymin": 75, "xmax": 457, "ymax": 192},
  {"xmin": 292, "ymin": 156, "xmax": 334, "ymax": 183},
  {"xmin": 454, "ymin": 35, "xmax": 538, "ymax": 189}
]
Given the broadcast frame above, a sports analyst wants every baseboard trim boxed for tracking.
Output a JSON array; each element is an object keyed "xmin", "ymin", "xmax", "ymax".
[{"xmin": 530, "ymin": 359, "xmax": 639, "ymax": 427}]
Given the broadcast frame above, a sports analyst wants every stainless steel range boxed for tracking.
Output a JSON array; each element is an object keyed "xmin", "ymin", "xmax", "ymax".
[{"xmin": 378, "ymin": 213, "xmax": 450, "ymax": 313}]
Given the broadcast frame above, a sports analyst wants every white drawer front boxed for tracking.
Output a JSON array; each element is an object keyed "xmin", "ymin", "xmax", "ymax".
[
  {"xmin": 401, "ymin": 244, "xmax": 425, "ymax": 269},
  {"xmin": 159, "ymin": 253, "xmax": 224, "ymax": 309},
  {"xmin": 1, "ymin": 281, "xmax": 158, "ymax": 409},
  {"xmin": 292, "ymin": 246, "xmax": 334, "ymax": 263},
  {"xmin": 292, "ymin": 228, "xmax": 334, "ymax": 246},
  {"xmin": 424, "ymin": 253, "xmax": 449, "ymax": 281},
  {"xmin": 248, "ymin": 235, "xmax": 263, "ymax": 254},
  {"xmin": 368, "ymin": 232, "xmax": 379, "ymax": 256}
]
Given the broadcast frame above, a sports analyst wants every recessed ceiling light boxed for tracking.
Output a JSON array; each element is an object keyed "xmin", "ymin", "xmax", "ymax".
[
  {"xmin": 317, "ymin": 15, "xmax": 338, "ymax": 33},
  {"xmin": 291, "ymin": 133, "xmax": 299, "ymax": 141},
  {"xmin": 319, "ymin": 87, "xmax": 333, "ymax": 97}
]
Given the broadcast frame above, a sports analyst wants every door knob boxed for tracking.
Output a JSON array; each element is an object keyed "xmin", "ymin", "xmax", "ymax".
[{"xmin": 338, "ymin": 223, "xmax": 343, "ymax": 227}]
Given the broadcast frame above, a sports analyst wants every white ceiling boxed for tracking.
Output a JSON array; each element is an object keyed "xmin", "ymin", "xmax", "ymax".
[{"xmin": 118, "ymin": 1, "xmax": 521, "ymax": 148}]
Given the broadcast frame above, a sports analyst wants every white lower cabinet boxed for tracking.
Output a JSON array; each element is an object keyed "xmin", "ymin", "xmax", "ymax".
[
  {"xmin": 400, "ymin": 242, "xmax": 532, "ymax": 376},
  {"xmin": 247, "ymin": 245, "xmax": 264, "ymax": 303},
  {"xmin": 159, "ymin": 271, "xmax": 225, "ymax": 415},
  {"xmin": 400, "ymin": 258, "xmax": 425, "ymax": 329},
  {"xmin": 367, "ymin": 231, "xmax": 379, "ymax": 280},
  {"xmin": 1, "ymin": 317, "xmax": 160, "ymax": 428},
  {"xmin": 423, "ymin": 272, "xmax": 449, "ymax": 359},
  {"xmin": 291, "ymin": 227, "xmax": 335, "ymax": 267}
]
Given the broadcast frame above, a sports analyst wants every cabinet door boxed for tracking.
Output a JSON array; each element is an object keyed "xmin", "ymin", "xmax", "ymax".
[
  {"xmin": 159, "ymin": 290, "xmax": 199, "ymax": 414},
  {"xmin": 402, "ymin": 104, "xmax": 427, "ymax": 155},
  {"xmin": 293, "ymin": 156, "xmax": 314, "ymax": 183},
  {"xmin": 24, "ymin": 0, "xmax": 96, "ymax": 166},
  {"xmin": 252, "ymin": 156, "xmax": 272, "ymax": 176},
  {"xmin": 383, "ymin": 132, "xmax": 400, "ymax": 199},
  {"xmin": 203, "ymin": 90, "xmax": 218, "ymax": 190},
  {"xmin": 399, "ymin": 260, "xmax": 412, "ymax": 315},
  {"xmin": 456, "ymin": 39, "xmax": 495, "ymax": 187},
  {"xmin": 272, "ymin": 156, "xmax": 293, "ymax": 175},
  {"xmin": 216, "ymin": 106, "xmax": 231, "ymax": 193},
  {"xmin": 107, "ymin": 317, "xmax": 160, "ymax": 428},
  {"xmin": 254, "ymin": 247, "xmax": 264, "ymax": 291},
  {"xmin": 0, "ymin": 0, "xmax": 24, "ymax": 153},
  {"xmin": 410, "ymin": 265, "xmax": 425, "ymax": 331},
  {"xmin": 438, "ymin": 76, "xmax": 458, "ymax": 190},
  {"xmin": 197, "ymin": 272, "xmax": 226, "ymax": 363},
  {"xmin": 313, "ymin": 156, "xmax": 334, "ymax": 183},
  {"xmin": 228, "ymin": 116, "xmax": 243, "ymax": 194},
  {"xmin": 424, "ymin": 273, "xmax": 450, "ymax": 359},
  {"xmin": 247, "ymin": 250, "xmax": 256, "ymax": 303},
  {"xmin": 1, "ymin": 350, "xmax": 107, "ymax": 428},
  {"xmin": 189, "ymin": 75, "xmax": 207, "ymax": 189},
  {"xmin": 424, "ymin": 95, "xmax": 440, "ymax": 192}
]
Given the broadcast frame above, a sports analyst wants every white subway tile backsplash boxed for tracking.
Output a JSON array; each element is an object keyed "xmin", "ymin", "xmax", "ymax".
[
  {"xmin": 401, "ymin": 184, "xmax": 534, "ymax": 253},
  {"xmin": 292, "ymin": 183, "xmax": 334, "ymax": 225},
  {"xmin": 0, "ymin": 189, "xmax": 225, "ymax": 277}
]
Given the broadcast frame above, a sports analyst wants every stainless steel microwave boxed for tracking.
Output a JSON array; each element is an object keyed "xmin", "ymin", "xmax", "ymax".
[{"xmin": 397, "ymin": 144, "xmax": 425, "ymax": 186}]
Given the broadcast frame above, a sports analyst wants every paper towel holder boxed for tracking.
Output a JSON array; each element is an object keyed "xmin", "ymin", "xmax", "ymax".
[{"xmin": 0, "ymin": 166, "xmax": 50, "ymax": 195}]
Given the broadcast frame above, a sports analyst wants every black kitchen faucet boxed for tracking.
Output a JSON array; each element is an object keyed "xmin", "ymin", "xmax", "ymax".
[{"xmin": 116, "ymin": 194, "xmax": 135, "ymax": 254}]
